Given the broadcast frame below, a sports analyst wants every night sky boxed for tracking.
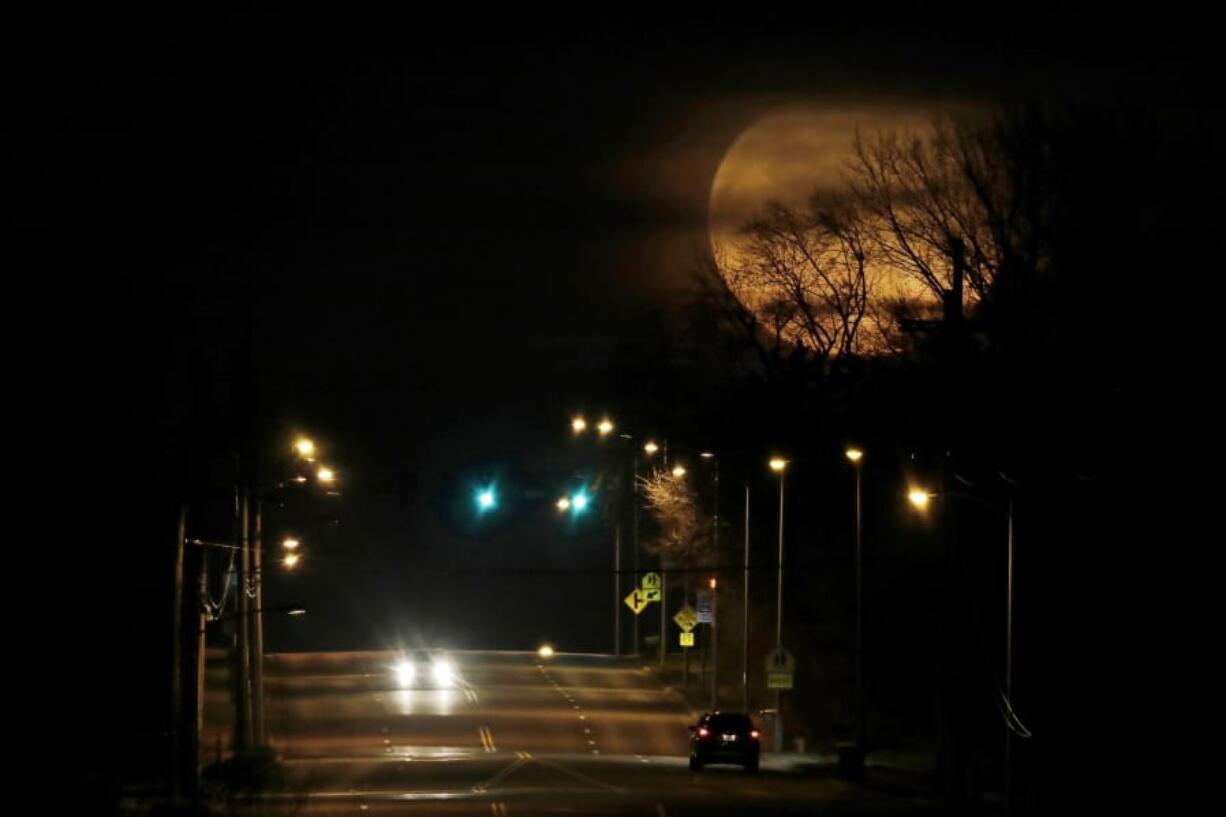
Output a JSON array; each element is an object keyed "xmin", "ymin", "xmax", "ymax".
[{"xmin": 17, "ymin": 12, "xmax": 1220, "ymax": 794}]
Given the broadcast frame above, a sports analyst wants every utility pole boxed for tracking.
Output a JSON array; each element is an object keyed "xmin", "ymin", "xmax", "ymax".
[
  {"xmin": 710, "ymin": 579, "xmax": 719, "ymax": 710},
  {"xmin": 170, "ymin": 504, "xmax": 187, "ymax": 798}
]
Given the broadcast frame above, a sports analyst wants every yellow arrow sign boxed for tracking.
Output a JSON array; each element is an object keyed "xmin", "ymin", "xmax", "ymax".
[{"xmin": 624, "ymin": 589, "xmax": 649, "ymax": 615}]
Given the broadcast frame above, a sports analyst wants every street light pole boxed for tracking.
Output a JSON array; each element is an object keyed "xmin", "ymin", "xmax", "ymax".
[
  {"xmin": 908, "ymin": 485, "xmax": 1021, "ymax": 816},
  {"xmin": 252, "ymin": 500, "xmax": 266, "ymax": 746},
  {"xmin": 710, "ymin": 578, "xmax": 718, "ymax": 710},
  {"xmin": 846, "ymin": 448, "xmax": 864, "ymax": 751},
  {"xmin": 1005, "ymin": 497, "xmax": 1014, "ymax": 817},
  {"xmin": 613, "ymin": 523, "xmax": 621, "ymax": 657},
  {"xmin": 743, "ymin": 483, "xmax": 750, "ymax": 712},
  {"xmin": 769, "ymin": 458, "xmax": 787, "ymax": 752}
]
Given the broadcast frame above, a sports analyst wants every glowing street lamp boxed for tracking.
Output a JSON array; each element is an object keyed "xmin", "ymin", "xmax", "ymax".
[
  {"xmin": 538, "ymin": 644, "xmax": 555, "ymax": 659},
  {"xmin": 597, "ymin": 418, "xmax": 614, "ymax": 436},
  {"xmin": 644, "ymin": 441, "xmax": 659, "ymax": 456},
  {"xmin": 293, "ymin": 438, "xmax": 315, "ymax": 458},
  {"xmin": 908, "ymin": 487, "xmax": 932, "ymax": 511},
  {"xmin": 571, "ymin": 416, "xmax": 588, "ymax": 434},
  {"xmin": 845, "ymin": 447, "xmax": 863, "ymax": 463},
  {"xmin": 317, "ymin": 466, "xmax": 336, "ymax": 483},
  {"xmin": 571, "ymin": 491, "xmax": 589, "ymax": 512},
  {"xmin": 671, "ymin": 464, "xmax": 687, "ymax": 478},
  {"xmin": 283, "ymin": 552, "xmax": 300, "ymax": 570},
  {"xmin": 769, "ymin": 457, "xmax": 788, "ymax": 473},
  {"xmin": 282, "ymin": 537, "xmax": 300, "ymax": 551},
  {"xmin": 556, "ymin": 496, "xmax": 571, "ymax": 512}
]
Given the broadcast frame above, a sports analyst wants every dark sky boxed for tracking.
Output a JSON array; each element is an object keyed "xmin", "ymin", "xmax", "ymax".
[{"xmin": 18, "ymin": 12, "xmax": 1216, "ymax": 657}]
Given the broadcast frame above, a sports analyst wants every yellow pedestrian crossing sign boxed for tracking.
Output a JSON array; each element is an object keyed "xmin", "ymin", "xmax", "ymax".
[
  {"xmin": 624, "ymin": 589, "xmax": 649, "ymax": 615},
  {"xmin": 680, "ymin": 631, "xmax": 695, "ymax": 647},
  {"xmin": 673, "ymin": 605, "xmax": 698, "ymax": 633}
]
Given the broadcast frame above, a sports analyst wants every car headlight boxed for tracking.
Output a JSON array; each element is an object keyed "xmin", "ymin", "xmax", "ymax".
[
  {"xmin": 431, "ymin": 659, "xmax": 455, "ymax": 686},
  {"xmin": 394, "ymin": 660, "xmax": 415, "ymax": 688}
]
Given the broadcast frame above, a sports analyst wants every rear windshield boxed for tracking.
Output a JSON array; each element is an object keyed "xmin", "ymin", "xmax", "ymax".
[{"xmin": 708, "ymin": 714, "xmax": 752, "ymax": 731}]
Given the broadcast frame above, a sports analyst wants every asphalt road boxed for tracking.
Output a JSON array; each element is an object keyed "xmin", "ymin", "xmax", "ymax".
[{"xmin": 203, "ymin": 650, "xmax": 938, "ymax": 815}]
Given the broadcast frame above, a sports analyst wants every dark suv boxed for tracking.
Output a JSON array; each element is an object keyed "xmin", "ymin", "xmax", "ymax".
[{"xmin": 688, "ymin": 711, "xmax": 760, "ymax": 772}]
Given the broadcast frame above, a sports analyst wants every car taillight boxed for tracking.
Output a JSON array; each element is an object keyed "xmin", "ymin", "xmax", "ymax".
[
  {"xmin": 698, "ymin": 727, "xmax": 710, "ymax": 737},
  {"xmin": 750, "ymin": 730, "xmax": 760, "ymax": 739}
]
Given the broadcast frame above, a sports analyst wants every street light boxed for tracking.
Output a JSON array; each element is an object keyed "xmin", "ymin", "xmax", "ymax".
[
  {"xmin": 907, "ymin": 485, "xmax": 1023, "ymax": 816},
  {"xmin": 597, "ymin": 418, "xmax": 614, "ymax": 437},
  {"xmin": 846, "ymin": 447, "xmax": 866, "ymax": 765},
  {"xmin": 769, "ymin": 456, "xmax": 788, "ymax": 753},
  {"xmin": 293, "ymin": 438, "xmax": 315, "ymax": 458},
  {"xmin": 572, "ymin": 416, "xmax": 587, "ymax": 434},
  {"xmin": 644, "ymin": 441, "xmax": 659, "ymax": 456},
  {"xmin": 556, "ymin": 496, "xmax": 571, "ymax": 512},
  {"xmin": 907, "ymin": 487, "xmax": 932, "ymax": 510},
  {"xmin": 672, "ymin": 464, "xmax": 687, "ymax": 478},
  {"xmin": 317, "ymin": 466, "xmax": 336, "ymax": 483},
  {"xmin": 283, "ymin": 552, "xmax": 300, "ymax": 569},
  {"xmin": 282, "ymin": 537, "xmax": 300, "ymax": 551}
]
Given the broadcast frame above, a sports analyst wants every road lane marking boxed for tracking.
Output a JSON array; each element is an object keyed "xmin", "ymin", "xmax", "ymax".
[
  {"xmin": 530, "ymin": 755, "xmax": 623, "ymax": 792},
  {"xmin": 472, "ymin": 752, "xmax": 530, "ymax": 793}
]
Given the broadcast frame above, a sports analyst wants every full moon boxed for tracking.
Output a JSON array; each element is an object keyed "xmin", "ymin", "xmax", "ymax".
[{"xmin": 708, "ymin": 104, "xmax": 937, "ymax": 320}]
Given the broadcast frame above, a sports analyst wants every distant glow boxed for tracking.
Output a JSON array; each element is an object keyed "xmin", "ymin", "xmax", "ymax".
[
  {"xmin": 291, "ymin": 476, "xmax": 308, "ymax": 484},
  {"xmin": 698, "ymin": 727, "xmax": 710, "ymax": 738},
  {"xmin": 700, "ymin": 451, "xmax": 716, "ymax": 459},
  {"xmin": 282, "ymin": 537, "xmax": 300, "ymax": 550},
  {"xmin": 537, "ymin": 644, "xmax": 555, "ymax": 659},
  {"xmin": 287, "ymin": 608, "xmax": 307, "ymax": 616},
  {"xmin": 769, "ymin": 457, "xmax": 788, "ymax": 473},
  {"xmin": 672, "ymin": 464, "xmax": 687, "ymax": 478},
  {"xmin": 572, "ymin": 416, "xmax": 587, "ymax": 433},
  {"xmin": 294, "ymin": 438, "xmax": 315, "ymax": 457},
  {"xmin": 477, "ymin": 487, "xmax": 496, "ymax": 511},
  {"xmin": 597, "ymin": 418, "xmax": 614, "ymax": 436},
  {"xmin": 317, "ymin": 466, "xmax": 336, "ymax": 483},
  {"xmin": 432, "ymin": 658, "xmax": 456, "ymax": 686},
  {"xmin": 394, "ymin": 660, "xmax": 415, "ymax": 688},
  {"xmin": 750, "ymin": 730, "xmax": 761, "ymax": 739},
  {"xmin": 845, "ymin": 448, "xmax": 864, "ymax": 463},
  {"xmin": 571, "ymin": 492, "xmax": 589, "ymax": 511},
  {"xmin": 556, "ymin": 496, "xmax": 571, "ymax": 512},
  {"xmin": 908, "ymin": 488, "xmax": 932, "ymax": 510},
  {"xmin": 709, "ymin": 577, "xmax": 718, "ymax": 590},
  {"xmin": 644, "ymin": 441, "xmax": 659, "ymax": 456},
  {"xmin": 283, "ymin": 553, "xmax": 300, "ymax": 569}
]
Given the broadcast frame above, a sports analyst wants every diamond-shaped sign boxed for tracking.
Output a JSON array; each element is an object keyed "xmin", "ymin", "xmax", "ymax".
[
  {"xmin": 624, "ymin": 589, "xmax": 649, "ymax": 615},
  {"xmin": 673, "ymin": 605, "xmax": 698, "ymax": 633}
]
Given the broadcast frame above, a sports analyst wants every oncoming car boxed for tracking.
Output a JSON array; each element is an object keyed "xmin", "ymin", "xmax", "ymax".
[
  {"xmin": 391, "ymin": 651, "xmax": 459, "ymax": 689},
  {"xmin": 688, "ymin": 711, "xmax": 761, "ymax": 772}
]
